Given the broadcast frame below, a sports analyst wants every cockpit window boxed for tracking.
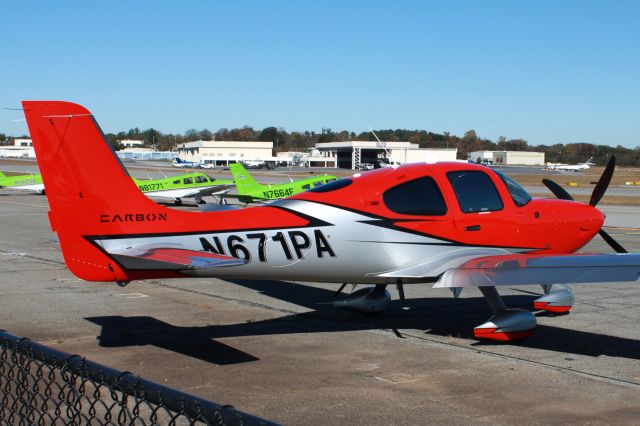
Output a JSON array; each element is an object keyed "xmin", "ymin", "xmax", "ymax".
[
  {"xmin": 308, "ymin": 178, "xmax": 352, "ymax": 193},
  {"xmin": 447, "ymin": 171, "xmax": 503, "ymax": 213},
  {"xmin": 493, "ymin": 170, "xmax": 531, "ymax": 207},
  {"xmin": 383, "ymin": 176, "xmax": 447, "ymax": 216}
]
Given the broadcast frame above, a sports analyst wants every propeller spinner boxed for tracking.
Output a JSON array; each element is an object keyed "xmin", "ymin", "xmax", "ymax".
[{"xmin": 542, "ymin": 155, "xmax": 627, "ymax": 254}]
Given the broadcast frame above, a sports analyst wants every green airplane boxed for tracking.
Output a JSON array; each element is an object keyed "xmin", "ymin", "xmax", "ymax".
[
  {"xmin": 0, "ymin": 171, "xmax": 45, "ymax": 194},
  {"xmin": 132, "ymin": 172, "xmax": 234, "ymax": 205},
  {"xmin": 0, "ymin": 170, "xmax": 233, "ymax": 205},
  {"xmin": 226, "ymin": 163, "xmax": 338, "ymax": 203}
]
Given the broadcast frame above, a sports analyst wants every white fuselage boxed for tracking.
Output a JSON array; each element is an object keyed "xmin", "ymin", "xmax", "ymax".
[
  {"xmin": 95, "ymin": 199, "xmax": 525, "ymax": 284},
  {"xmin": 554, "ymin": 164, "xmax": 590, "ymax": 171},
  {"xmin": 3, "ymin": 183, "xmax": 45, "ymax": 193}
]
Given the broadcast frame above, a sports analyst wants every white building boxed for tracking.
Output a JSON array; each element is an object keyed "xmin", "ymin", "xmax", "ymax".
[
  {"xmin": 468, "ymin": 150, "xmax": 545, "ymax": 166},
  {"xmin": 314, "ymin": 141, "xmax": 458, "ymax": 169},
  {"xmin": 119, "ymin": 139, "xmax": 145, "ymax": 148},
  {"xmin": 177, "ymin": 140, "xmax": 274, "ymax": 166},
  {"xmin": 276, "ymin": 151, "xmax": 338, "ymax": 167},
  {"xmin": 116, "ymin": 147, "xmax": 178, "ymax": 161},
  {"xmin": 0, "ymin": 139, "xmax": 36, "ymax": 158}
]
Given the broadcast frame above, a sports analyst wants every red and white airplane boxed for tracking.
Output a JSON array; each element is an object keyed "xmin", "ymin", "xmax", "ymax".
[{"xmin": 22, "ymin": 101, "xmax": 640, "ymax": 341}]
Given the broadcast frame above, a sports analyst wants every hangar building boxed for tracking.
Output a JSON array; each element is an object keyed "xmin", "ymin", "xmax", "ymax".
[
  {"xmin": 174, "ymin": 139, "xmax": 458, "ymax": 169},
  {"xmin": 0, "ymin": 139, "xmax": 35, "ymax": 158},
  {"xmin": 468, "ymin": 150, "xmax": 545, "ymax": 166},
  {"xmin": 116, "ymin": 147, "xmax": 178, "ymax": 161},
  {"xmin": 314, "ymin": 141, "xmax": 458, "ymax": 170},
  {"xmin": 177, "ymin": 140, "xmax": 274, "ymax": 166}
]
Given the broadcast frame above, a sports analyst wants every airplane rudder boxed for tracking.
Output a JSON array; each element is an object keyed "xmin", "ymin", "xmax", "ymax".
[
  {"xmin": 22, "ymin": 101, "xmax": 161, "ymax": 232},
  {"xmin": 230, "ymin": 163, "xmax": 260, "ymax": 194},
  {"xmin": 24, "ymin": 101, "xmax": 150, "ymax": 199}
]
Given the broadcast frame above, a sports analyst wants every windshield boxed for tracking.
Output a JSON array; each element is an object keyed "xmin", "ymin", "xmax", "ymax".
[
  {"xmin": 308, "ymin": 178, "xmax": 352, "ymax": 193},
  {"xmin": 493, "ymin": 170, "xmax": 532, "ymax": 207}
]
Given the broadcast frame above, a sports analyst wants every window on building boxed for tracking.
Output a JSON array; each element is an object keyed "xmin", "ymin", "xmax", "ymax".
[
  {"xmin": 383, "ymin": 177, "xmax": 447, "ymax": 216},
  {"xmin": 447, "ymin": 171, "xmax": 503, "ymax": 213}
]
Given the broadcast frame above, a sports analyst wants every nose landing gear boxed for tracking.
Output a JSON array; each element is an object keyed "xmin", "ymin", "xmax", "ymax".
[{"xmin": 533, "ymin": 284, "xmax": 574, "ymax": 314}]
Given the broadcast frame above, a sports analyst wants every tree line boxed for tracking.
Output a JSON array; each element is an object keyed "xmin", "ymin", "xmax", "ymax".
[{"xmin": 2, "ymin": 127, "xmax": 639, "ymax": 167}]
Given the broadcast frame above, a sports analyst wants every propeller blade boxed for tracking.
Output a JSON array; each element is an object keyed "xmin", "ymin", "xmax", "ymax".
[
  {"xmin": 590, "ymin": 155, "xmax": 616, "ymax": 206},
  {"xmin": 542, "ymin": 179, "xmax": 574, "ymax": 201},
  {"xmin": 598, "ymin": 229, "xmax": 628, "ymax": 253}
]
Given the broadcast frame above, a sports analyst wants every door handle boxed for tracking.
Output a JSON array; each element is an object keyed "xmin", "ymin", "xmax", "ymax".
[{"xmin": 465, "ymin": 225, "xmax": 481, "ymax": 231}]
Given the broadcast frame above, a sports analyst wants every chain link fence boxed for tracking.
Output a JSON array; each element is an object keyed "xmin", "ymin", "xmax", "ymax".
[{"xmin": 0, "ymin": 329, "xmax": 277, "ymax": 425}]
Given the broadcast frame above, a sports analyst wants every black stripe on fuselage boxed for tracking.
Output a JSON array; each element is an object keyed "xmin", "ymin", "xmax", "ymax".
[
  {"xmin": 84, "ymin": 199, "xmax": 540, "ymax": 252},
  {"xmin": 288, "ymin": 199, "xmax": 543, "ymax": 251},
  {"xmin": 83, "ymin": 206, "xmax": 333, "ymax": 242}
]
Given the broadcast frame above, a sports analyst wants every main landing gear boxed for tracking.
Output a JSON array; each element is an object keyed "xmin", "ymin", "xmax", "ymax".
[
  {"xmin": 333, "ymin": 284, "xmax": 391, "ymax": 313},
  {"xmin": 332, "ymin": 280, "xmax": 408, "ymax": 314},
  {"xmin": 331, "ymin": 282, "xmax": 575, "ymax": 342},
  {"xmin": 475, "ymin": 284, "xmax": 575, "ymax": 341},
  {"xmin": 533, "ymin": 284, "xmax": 574, "ymax": 314},
  {"xmin": 474, "ymin": 286, "xmax": 536, "ymax": 341}
]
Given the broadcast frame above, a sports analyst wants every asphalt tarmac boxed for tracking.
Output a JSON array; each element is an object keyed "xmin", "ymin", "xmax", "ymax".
[{"xmin": 1, "ymin": 179, "xmax": 640, "ymax": 424}]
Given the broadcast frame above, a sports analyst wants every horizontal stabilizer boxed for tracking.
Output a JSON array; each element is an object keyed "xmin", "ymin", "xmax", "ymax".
[
  {"xmin": 109, "ymin": 245, "xmax": 247, "ymax": 270},
  {"xmin": 435, "ymin": 253, "xmax": 640, "ymax": 288}
]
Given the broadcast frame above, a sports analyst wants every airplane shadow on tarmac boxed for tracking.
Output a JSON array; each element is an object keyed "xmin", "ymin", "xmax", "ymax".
[{"xmin": 86, "ymin": 279, "xmax": 640, "ymax": 365}]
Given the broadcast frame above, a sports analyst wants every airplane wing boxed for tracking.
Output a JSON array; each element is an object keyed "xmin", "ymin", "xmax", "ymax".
[
  {"xmin": 108, "ymin": 244, "xmax": 247, "ymax": 270},
  {"xmin": 180, "ymin": 185, "xmax": 234, "ymax": 199},
  {"xmin": 433, "ymin": 253, "xmax": 640, "ymax": 288},
  {"xmin": 217, "ymin": 193, "xmax": 273, "ymax": 204},
  {"xmin": 142, "ymin": 186, "xmax": 232, "ymax": 202}
]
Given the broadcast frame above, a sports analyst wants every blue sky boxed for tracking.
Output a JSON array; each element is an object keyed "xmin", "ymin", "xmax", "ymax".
[{"xmin": 2, "ymin": 1, "xmax": 639, "ymax": 147}]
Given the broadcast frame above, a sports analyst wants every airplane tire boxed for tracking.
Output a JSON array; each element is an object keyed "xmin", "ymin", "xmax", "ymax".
[{"xmin": 174, "ymin": 199, "xmax": 183, "ymax": 206}]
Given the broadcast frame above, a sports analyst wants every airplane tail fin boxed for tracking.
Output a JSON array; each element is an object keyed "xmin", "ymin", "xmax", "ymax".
[
  {"xmin": 22, "ymin": 101, "xmax": 175, "ymax": 282},
  {"xmin": 229, "ymin": 163, "xmax": 262, "ymax": 194}
]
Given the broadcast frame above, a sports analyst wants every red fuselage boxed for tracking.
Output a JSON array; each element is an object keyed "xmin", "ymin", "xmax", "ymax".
[{"xmin": 292, "ymin": 163, "xmax": 604, "ymax": 254}]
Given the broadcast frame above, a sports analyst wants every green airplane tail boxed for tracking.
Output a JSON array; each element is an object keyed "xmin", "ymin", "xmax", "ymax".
[
  {"xmin": 0, "ymin": 171, "xmax": 5, "ymax": 178},
  {"xmin": 229, "ymin": 163, "xmax": 263, "ymax": 194}
]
